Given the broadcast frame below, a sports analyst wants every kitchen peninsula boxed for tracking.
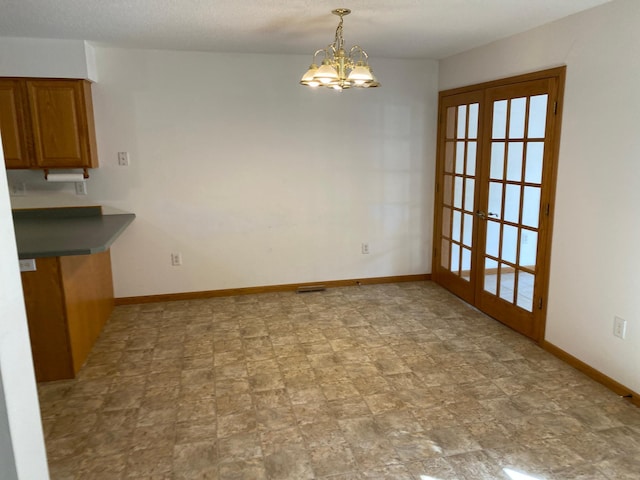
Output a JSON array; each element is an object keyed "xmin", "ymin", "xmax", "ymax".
[{"xmin": 13, "ymin": 206, "xmax": 134, "ymax": 382}]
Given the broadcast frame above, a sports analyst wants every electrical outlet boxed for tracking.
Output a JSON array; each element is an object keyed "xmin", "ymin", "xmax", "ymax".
[
  {"xmin": 613, "ymin": 316, "xmax": 627, "ymax": 339},
  {"xmin": 75, "ymin": 181, "xmax": 88, "ymax": 195},
  {"xmin": 19, "ymin": 259, "xmax": 36, "ymax": 272},
  {"xmin": 118, "ymin": 152, "xmax": 130, "ymax": 166},
  {"xmin": 361, "ymin": 243, "xmax": 370, "ymax": 254},
  {"xmin": 171, "ymin": 252, "xmax": 182, "ymax": 266}
]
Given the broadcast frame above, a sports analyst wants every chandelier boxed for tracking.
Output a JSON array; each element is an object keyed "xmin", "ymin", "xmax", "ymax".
[{"xmin": 300, "ymin": 8, "xmax": 380, "ymax": 91}]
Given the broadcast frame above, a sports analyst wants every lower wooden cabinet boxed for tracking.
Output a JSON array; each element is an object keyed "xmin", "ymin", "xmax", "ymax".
[{"xmin": 20, "ymin": 250, "xmax": 114, "ymax": 382}]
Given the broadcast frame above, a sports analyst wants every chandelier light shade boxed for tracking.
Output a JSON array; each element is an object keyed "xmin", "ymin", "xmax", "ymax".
[{"xmin": 300, "ymin": 8, "xmax": 380, "ymax": 91}]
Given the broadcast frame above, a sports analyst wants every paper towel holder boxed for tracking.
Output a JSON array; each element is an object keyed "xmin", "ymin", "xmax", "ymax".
[{"xmin": 43, "ymin": 168, "xmax": 90, "ymax": 181}]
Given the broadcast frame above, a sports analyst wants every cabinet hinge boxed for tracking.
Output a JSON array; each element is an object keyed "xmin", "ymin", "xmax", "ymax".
[{"xmin": 545, "ymin": 203, "xmax": 550, "ymax": 216}]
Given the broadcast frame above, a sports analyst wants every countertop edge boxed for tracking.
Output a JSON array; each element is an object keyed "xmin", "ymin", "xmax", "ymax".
[{"xmin": 15, "ymin": 213, "xmax": 136, "ymax": 259}]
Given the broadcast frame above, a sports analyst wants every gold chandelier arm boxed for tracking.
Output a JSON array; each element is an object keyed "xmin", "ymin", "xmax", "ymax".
[
  {"xmin": 349, "ymin": 46, "xmax": 369, "ymax": 64},
  {"xmin": 311, "ymin": 48, "xmax": 327, "ymax": 63}
]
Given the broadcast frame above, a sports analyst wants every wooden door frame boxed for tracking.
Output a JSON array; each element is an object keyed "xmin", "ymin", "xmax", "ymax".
[{"xmin": 432, "ymin": 66, "xmax": 566, "ymax": 343}]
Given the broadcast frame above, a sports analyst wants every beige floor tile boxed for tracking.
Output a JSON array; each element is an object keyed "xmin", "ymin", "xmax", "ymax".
[
  {"xmin": 219, "ymin": 458, "xmax": 266, "ymax": 480},
  {"xmin": 36, "ymin": 282, "xmax": 640, "ymax": 479}
]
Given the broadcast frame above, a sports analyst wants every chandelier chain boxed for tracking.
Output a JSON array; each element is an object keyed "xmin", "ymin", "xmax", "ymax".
[{"xmin": 334, "ymin": 17, "xmax": 345, "ymax": 51}]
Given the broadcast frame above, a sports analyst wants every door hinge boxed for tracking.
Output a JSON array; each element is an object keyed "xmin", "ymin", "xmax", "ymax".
[
  {"xmin": 538, "ymin": 298, "xmax": 543, "ymax": 310},
  {"xmin": 545, "ymin": 203, "xmax": 550, "ymax": 216},
  {"xmin": 554, "ymin": 102, "xmax": 558, "ymax": 115}
]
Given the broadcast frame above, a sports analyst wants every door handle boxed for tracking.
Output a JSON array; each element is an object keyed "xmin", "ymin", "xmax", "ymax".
[{"xmin": 476, "ymin": 211, "xmax": 500, "ymax": 220}]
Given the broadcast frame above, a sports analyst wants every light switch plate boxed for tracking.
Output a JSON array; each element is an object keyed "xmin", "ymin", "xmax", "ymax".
[{"xmin": 614, "ymin": 316, "xmax": 627, "ymax": 339}]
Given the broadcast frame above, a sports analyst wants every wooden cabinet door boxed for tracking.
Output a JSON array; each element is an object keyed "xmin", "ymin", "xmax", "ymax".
[
  {"xmin": 0, "ymin": 79, "xmax": 33, "ymax": 168},
  {"xmin": 26, "ymin": 79, "xmax": 98, "ymax": 169},
  {"xmin": 21, "ymin": 257, "xmax": 75, "ymax": 381}
]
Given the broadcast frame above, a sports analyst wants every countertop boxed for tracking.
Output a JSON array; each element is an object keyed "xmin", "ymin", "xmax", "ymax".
[{"xmin": 12, "ymin": 206, "xmax": 135, "ymax": 259}]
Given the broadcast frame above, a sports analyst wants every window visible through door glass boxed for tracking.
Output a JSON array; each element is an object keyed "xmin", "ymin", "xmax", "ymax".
[
  {"xmin": 504, "ymin": 185, "xmax": 521, "ymax": 223},
  {"xmin": 522, "ymin": 187, "xmax": 541, "ymax": 228}
]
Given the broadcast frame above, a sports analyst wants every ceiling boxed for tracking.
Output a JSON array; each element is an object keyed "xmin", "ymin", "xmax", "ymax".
[{"xmin": 0, "ymin": 0, "xmax": 611, "ymax": 59}]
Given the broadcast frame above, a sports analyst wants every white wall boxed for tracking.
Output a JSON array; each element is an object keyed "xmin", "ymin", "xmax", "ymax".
[
  {"xmin": 0, "ymin": 373, "xmax": 19, "ymax": 480},
  {"xmin": 0, "ymin": 37, "xmax": 96, "ymax": 81},
  {"xmin": 8, "ymin": 47, "xmax": 438, "ymax": 298},
  {"xmin": 440, "ymin": 0, "xmax": 640, "ymax": 393},
  {"xmin": 0, "ymin": 140, "xmax": 49, "ymax": 479}
]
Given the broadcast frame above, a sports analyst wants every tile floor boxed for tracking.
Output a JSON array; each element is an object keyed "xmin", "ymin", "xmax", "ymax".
[{"xmin": 38, "ymin": 281, "xmax": 640, "ymax": 480}]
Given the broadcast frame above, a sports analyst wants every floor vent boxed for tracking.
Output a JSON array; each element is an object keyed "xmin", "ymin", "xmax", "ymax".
[{"xmin": 296, "ymin": 285, "xmax": 326, "ymax": 294}]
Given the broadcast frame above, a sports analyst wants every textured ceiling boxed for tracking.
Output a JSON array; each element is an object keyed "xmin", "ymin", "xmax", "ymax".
[{"xmin": 0, "ymin": 0, "xmax": 611, "ymax": 59}]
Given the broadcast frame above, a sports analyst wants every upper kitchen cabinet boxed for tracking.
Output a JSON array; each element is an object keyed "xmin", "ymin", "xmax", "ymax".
[
  {"xmin": 27, "ymin": 79, "xmax": 98, "ymax": 169},
  {"xmin": 0, "ymin": 78, "xmax": 99, "ymax": 170},
  {"xmin": 0, "ymin": 79, "xmax": 32, "ymax": 168}
]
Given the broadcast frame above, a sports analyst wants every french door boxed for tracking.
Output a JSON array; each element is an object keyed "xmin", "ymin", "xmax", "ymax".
[{"xmin": 433, "ymin": 67, "xmax": 565, "ymax": 342}]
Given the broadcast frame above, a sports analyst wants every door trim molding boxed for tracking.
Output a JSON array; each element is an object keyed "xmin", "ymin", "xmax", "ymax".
[{"xmin": 439, "ymin": 66, "xmax": 567, "ymax": 97}]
